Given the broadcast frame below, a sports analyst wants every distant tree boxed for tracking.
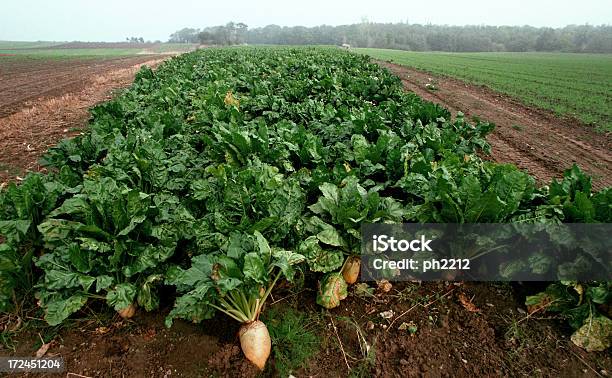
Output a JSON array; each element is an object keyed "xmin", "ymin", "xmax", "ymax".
[
  {"xmin": 536, "ymin": 28, "xmax": 562, "ymax": 51},
  {"xmin": 194, "ymin": 22, "xmax": 249, "ymax": 46},
  {"xmin": 169, "ymin": 23, "xmax": 612, "ymax": 53},
  {"xmin": 584, "ymin": 27, "xmax": 612, "ymax": 53},
  {"xmin": 236, "ymin": 22, "xmax": 248, "ymax": 44},
  {"xmin": 197, "ymin": 31, "xmax": 214, "ymax": 45},
  {"xmin": 426, "ymin": 32, "xmax": 453, "ymax": 51},
  {"xmin": 168, "ymin": 28, "xmax": 201, "ymax": 43}
]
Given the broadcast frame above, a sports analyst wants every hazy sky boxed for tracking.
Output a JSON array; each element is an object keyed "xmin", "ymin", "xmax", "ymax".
[{"xmin": 1, "ymin": 0, "xmax": 610, "ymax": 42}]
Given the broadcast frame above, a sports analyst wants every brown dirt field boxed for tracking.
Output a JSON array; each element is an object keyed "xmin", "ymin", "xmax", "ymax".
[
  {"xmin": 2, "ymin": 282, "xmax": 610, "ymax": 377},
  {"xmin": 377, "ymin": 61, "xmax": 612, "ymax": 190},
  {"xmin": 0, "ymin": 56, "xmax": 161, "ymax": 118},
  {"xmin": 0, "ymin": 56, "xmax": 168, "ymax": 183},
  {"xmin": 50, "ymin": 42, "xmax": 161, "ymax": 49}
]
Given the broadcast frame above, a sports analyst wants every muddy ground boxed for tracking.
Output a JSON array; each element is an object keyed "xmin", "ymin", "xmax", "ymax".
[
  {"xmin": 377, "ymin": 61, "xmax": 612, "ymax": 190},
  {"xmin": 1, "ymin": 282, "xmax": 610, "ymax": 377}
]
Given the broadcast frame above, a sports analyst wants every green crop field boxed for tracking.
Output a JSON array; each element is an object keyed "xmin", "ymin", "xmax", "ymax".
[
  {"xmin": 0, "ymin": 41, "xmax": 62, "ymax": 49},
  {"xmin": 357, "ymin": 49, "xmax": 612, "ymax": 132},
  {"xmin": 0, "ymin": 41, "xmax": 197, "ymax": 57},
  {"xmin": 1, "ymin": 48, "xmax": 610, "ymax": 371}
]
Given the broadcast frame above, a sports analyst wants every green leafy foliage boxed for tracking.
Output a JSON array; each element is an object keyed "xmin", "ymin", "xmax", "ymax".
[
  {"xmin": 0, "ymin": 172, "xmax": 76, "ymax": 311},
  {"xmin": 300, "ymin": 176, "xmax": 405, "ymax": 272},
  {"xmin": 165, "ymin": 231, "xmax": 304, "ymax": 326},
  {"xmin": 0, "ymin": 47, "xmax": 609, "ymax": 335},
  {"xmin": 33, "ymin": 175, "xmax": 183, "ymax": 324},
  {"xmin": 525, "ymin": 282, "xmax": 611, "ymax": 350}
]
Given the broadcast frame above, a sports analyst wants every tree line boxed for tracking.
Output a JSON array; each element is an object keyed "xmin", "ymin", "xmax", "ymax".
[{"xmin": 169, "ymin": 22, "xmax": 612, "ymax": 53}]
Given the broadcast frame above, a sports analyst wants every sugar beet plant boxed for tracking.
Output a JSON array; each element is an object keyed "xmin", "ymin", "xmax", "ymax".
[{"xmin": 1, "ymin": 47, "xmax": 611, "ymax": 365}]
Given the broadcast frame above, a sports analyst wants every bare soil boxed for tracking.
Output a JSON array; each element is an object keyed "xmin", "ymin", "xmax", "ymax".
[
  {"xmin": 0, "ymin": 56, "xmax": 167, "ymax": 183},
  {"xmin": 377, "ymin": 61, "xmax": 612, "ymax": 190},
  {"xmin": 0, "ymin": 56, "xmax": 160, "ymax": 118},
  {"xmin": 43, "ymin": 42, "xmax": 163, "ymax": 50},
  {"xmin": 2, "ymin": 282, "xmax": 610, "ymax": 377}
]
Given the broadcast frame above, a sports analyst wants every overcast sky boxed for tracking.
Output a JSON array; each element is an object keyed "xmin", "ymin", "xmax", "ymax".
[{"xmin": 1, "ymin": 0, "xmax": 610, "ymax": 42}]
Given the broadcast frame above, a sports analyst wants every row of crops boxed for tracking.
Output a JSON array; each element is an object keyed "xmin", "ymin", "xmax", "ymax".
[{"xmin": 1, "ymin": 47, "xmax": 610, "ymax": 366}]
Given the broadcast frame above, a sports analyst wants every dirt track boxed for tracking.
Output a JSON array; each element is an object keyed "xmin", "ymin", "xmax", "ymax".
[
  {"xmin": 0, "ymin": 56, "xmax": 168, "ymax": 183},
  {"xmin": 378, "ymin": 61, "xmax": 612, "ymax": 190}
]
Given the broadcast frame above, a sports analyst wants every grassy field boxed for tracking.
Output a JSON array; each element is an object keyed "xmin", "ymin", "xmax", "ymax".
[
  {"xmin": 0, "ymin": 41, "xmax": 61, "ymax": 49},
  {"xmin": 0, "ymin": 41, "xmax": 197, "ymax": 57},
  {"xmin": 357, "ymin": 49, "xmax": 612, "ymax": 132}
]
